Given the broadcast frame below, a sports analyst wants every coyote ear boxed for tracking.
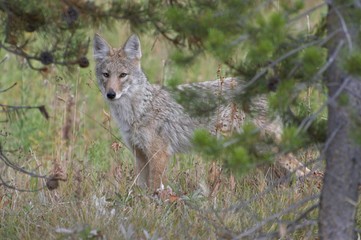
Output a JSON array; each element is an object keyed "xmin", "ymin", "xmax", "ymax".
[
  {"xmin": 93, "ymin": 34, "xmax": 112, "ymax": 62},
  {"xmin": 123, "ymin": 34, "xmax": 142, "ymax": 60}
]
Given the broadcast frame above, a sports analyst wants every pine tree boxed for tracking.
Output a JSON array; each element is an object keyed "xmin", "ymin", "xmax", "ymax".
[{"xmin": 2, "ymin": 0, "xmax": 361, "ymax": 237}]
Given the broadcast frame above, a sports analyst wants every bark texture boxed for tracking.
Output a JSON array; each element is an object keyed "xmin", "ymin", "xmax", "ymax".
[{"xmin": 319, "ymin": 2, "xmax": 361, "ymax": 239}]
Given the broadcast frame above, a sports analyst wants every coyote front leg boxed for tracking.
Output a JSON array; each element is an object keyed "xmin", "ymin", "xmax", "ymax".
[
  {"xmin": 133, "ymin": 147, "xmax": 149, "ymax": 188},
  {"xmin": 148, "ymin": 149, "xmax": 169, "ymax": 191}
]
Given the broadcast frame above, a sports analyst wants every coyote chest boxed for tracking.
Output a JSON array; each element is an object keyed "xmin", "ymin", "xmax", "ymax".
[{"xmin": 107, "ymin": 84, "xmax": 195, "ymax": 155}]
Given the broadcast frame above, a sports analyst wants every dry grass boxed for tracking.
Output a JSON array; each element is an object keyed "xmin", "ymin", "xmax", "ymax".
[{"xmin": 0, "ymin": 26, "xmax": 325, "ymax": 239}]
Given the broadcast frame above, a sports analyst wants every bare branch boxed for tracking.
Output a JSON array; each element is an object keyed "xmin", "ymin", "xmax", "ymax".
[
  {"xmin": 0, "ymin": 82, "xmax": 17, "ymax": 93},
  {"xmin": 0, "ymin": 147, "xmax": 50, "ymax": 192},
  {"xmin": 321, "ymin": 123, "xmax": 343, "ymax": 156},
  {"xmin": 0, "ymin": 173, "xmax": 47, "ymax": 192},
  {"xmin": 0, "ymin": 41, "xmax": 81, "ymax": 71},
  {"xmin": 234, "ymin": 194, "xmax": 319, "ymax": 239},
  {"xmin": 297, "ymin": 75, "xmax": 350, "ymax": 134},
  {"xmin": 287, "ymin": 2, "xmax": 326, "ymax": 25},
  {"xmin": 289, "ymin": 204, "xmax": 319, "ymax": 228},
  {"xmin": 333, "ymin": 5, "xmax": 353, "ymax": 51},
  {"xmin": 309, "ymin": 39, "xmax": 345, "ymax": 83},
  {"xmin": 0, "ymin": 149, "xmax": 47, "ymax": 179},
  {"xmin": 0, "ymin": 104, "xmax": 49, "ymax": 120},
  {"xmin": 255, "ymin": 220, "xmax": 317, "ymax": 240},
  {"xmin": 0, "ymin": 55, "xmax": 8, "ymax": 65},
  {"xmin": 241, "ymin": 29, "xmax": 342, "ymax": 92}
]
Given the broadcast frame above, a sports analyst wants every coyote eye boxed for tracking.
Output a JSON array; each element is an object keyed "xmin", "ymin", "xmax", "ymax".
[
  {"xmin": 102, "ymin": 72, "xmax": 109, "ymax": 78},
  {"xmin": 119, "ymin": 73, "xmax": 128, "ymax": 78}
]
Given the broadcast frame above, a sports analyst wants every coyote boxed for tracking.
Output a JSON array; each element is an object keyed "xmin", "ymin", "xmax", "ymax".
[{"xmin": 93, "ymin": 34, "xmax": 310, "ymax": 191}]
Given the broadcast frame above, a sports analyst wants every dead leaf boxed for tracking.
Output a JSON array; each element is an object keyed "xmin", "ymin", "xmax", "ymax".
[
  {"xmin": 111, "ymin": 142, "xmax": 122, "ymax": 152},
  {"xmin": 154, "ymin": 186, "xmax": 181, "ymax": 203},
  {"xmin": 169, "ymin": 193, "xmax": 180, "ymax": 203},
  {"xmin": 57, "ymin": 96, "xmax": 66, "ymax": 102}
]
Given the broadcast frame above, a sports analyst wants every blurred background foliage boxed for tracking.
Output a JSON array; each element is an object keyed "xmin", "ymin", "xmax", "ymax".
[
  {"xmin": 3, "ymin": 0, "xmax": 360, "ymax": 239},
  {"xmin": 0, "ymin": 0, "xmax": 329, "ymax": 174}
]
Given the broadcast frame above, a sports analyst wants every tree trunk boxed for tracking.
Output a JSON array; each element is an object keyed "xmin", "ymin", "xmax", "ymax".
[{"xmin": 319, "ymin": 2, "xmax": 361, "ymax": 239}]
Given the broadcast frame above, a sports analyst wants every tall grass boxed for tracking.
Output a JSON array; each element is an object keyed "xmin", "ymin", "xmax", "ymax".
[{"xmin": 0, "ymin": 24, "xmax": 330, "ymax": 239}]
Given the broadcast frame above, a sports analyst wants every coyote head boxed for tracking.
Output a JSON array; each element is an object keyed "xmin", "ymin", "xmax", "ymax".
[{"xmin": 93, "ymin": 34, "xmax": 146, "ymax": 101}]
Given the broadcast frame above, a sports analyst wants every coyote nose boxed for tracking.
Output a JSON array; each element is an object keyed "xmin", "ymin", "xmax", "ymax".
[{"xmin": 107, "ymin": 89, "xmax": 116, "ymax": 99}]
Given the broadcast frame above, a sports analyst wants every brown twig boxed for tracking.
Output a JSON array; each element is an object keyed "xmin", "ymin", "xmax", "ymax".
[
  {"xmin": 0, "ymin": 82, "xmax": 17, "ymax": 93},
  {"xmin": 234, "ymin": 194, "xmax": 319, "ymax": 239},
  {"xmin": 0, "ymin": 103, "xmax": 49, "ymax": 120}
]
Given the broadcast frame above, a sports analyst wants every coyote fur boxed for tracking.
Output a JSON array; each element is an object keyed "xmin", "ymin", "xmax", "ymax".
[{"xmin": 93, "ymin": 34, "xmax": 310, "ymax": 191}]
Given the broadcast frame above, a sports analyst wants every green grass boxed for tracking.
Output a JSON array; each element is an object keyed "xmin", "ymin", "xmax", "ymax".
[{"xmin": 0, "ymin": 25, "xmax": 329, "ymax": 239}]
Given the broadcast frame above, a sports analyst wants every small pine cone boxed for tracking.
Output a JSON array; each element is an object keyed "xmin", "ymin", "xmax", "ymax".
[
  {"xmin": 78, "ymin": 56, "xmax": 89, "ymax": 68},
  {"xmin": 39, "ymin": 51, "xmax": 54, "ymax": 65}
]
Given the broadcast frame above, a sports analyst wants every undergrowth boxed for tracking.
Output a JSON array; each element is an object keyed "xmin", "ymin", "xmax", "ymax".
[{"xmin": 0, "ymin": 26, "xmax": 332, "ymax": 239}]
